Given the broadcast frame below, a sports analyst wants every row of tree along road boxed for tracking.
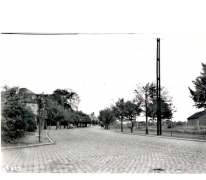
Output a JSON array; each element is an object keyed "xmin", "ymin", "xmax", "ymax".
[
  {"xmin": 98, "ymin": 82, "xmax": 176, "ymax": 134},
  {"xmin": 1, "ymin": 86, "xmax": 91, "ymax": 143}
]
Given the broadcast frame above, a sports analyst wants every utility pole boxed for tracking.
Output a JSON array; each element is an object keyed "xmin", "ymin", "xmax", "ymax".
[
  {"xmin": 145, "ymin": 92, "xmax": 148, "ymax": 134},
  {"xmin": 36, "ymin": 92, "xmax": 45, "ymax": 142},
  {"xmin": 156, "ymin": 38, "xmax": 161, "ymax": 135},
  {"xmin": 38, "ymin": 103, "xmax": 41, "ymax": 142}
]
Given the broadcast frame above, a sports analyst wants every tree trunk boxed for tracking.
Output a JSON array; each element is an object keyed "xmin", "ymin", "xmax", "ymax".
[
  {"xmin": 44, "ymin": 121, "xmax": 47, "ymax": 129},
  {"xmin": 49, "ymin": 122, "xmax": 51, "ymax": 130},
  {"xmin": 146, "ymin": 115, "xmax": 148, "ymax": 134},
  {"xmin": 56, "ymin": 121, "xmax": 59, "ymax": 130},
  {"xmin": 59, "ymin": 121, "xmax": 61, "ymax": 129},
  {"xmin": 157, "ymin": 119, "xmax": 159, "ymax": 135},
  {"xmin": 64, "ymin": 121, "xmax": 66, "ymax": 129},
  {"xmin": 121, "ymin": 117, "xmax": 123, "ymax": 132},
  {"xmin": 131, "ymin": 121, "xmax": 133, "ymax": 133}
]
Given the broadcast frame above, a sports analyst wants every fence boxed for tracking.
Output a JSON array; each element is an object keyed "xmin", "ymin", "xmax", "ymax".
[{"xmin": 109, "ymin": 121, "xmax": 206, "ymax": 140}]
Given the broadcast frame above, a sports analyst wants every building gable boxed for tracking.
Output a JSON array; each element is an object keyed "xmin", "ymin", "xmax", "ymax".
[
  {"xmin": 187, "ymin": 110, "xmax": 206, "ymax": 120},
  {"xmin": 19, "ymin": 88, "xmax": 37, "ymax": 104}
]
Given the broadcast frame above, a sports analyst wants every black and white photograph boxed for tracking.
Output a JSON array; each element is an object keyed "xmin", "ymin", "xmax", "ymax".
[{"xmin": 1, "ymin": 0, "xmax": 206, "ymax": 175}]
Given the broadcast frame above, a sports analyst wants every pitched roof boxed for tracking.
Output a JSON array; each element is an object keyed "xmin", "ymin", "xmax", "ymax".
[
  {"xmin": 19, "ymin": 88, "xmax": 35, "ymax": 94},
  {"xmin": 19, "ymin": 88, "xmax": 37, "ymax": 103},
  {"xmin": 187, "ymin": 110, "xmax": 206, "ymax": 119}
]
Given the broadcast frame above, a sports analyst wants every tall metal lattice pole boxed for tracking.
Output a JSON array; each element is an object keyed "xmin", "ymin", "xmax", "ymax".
[{"xmin": 156, "ymin": 38, "xmax": 161, "ymax": 135}]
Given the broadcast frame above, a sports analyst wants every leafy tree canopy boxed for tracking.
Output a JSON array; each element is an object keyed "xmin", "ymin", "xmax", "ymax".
[
  {"xmin": 98, "ymin": 108, "xmax": 115, "ymax": 128},
  {"xmin": 134, "ymin": 82, "xmax": 175, "ymax": 121},
  {"xmin": 124, "ymin": 101, "xmax": 142, "ymax": 120},
  {"xmin": 52, "ymin": 88, "xmax": 80, "ymax": 111},
  {"xmin": 111, "ymin": 98, "xmax": 127, "ymax": 119},
  {"xmin": 189, "ymin": 63, "xmax": 206, "ymax": 109}
]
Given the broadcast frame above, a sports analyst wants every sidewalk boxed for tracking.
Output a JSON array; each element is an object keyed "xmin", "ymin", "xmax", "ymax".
[
  {"xmin": 111, "ymin": 127, "xmax": 206, "ymax": 142},
  {"xmin": 1, "ymin": 129, "xmax": 54, "ymax": 150}
]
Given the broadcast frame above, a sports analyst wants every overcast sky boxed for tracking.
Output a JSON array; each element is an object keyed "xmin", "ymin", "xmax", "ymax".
[
  {"xmin": 1, "ymin": 0, "xmax": 206, "ymax": 122},
  {"xmin": 1, "ymin": 33, "xmax": 206, "ymax": 122}
]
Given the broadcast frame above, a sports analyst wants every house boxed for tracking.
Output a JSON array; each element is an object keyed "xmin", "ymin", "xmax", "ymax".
[
  {"xmin": 187, "ymin": 110, "xmax": 206, "ymax": 126},
  {"xmin": 19, "ymin": 88, "xmax": 38, "ymax": 115},
  {"xmin": 19, "ymin": 88, "xmax": 47, "ymax": 128}
]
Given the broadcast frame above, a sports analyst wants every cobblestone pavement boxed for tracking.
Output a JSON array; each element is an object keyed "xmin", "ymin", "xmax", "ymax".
[{"xmin": 1, "ymin": 126, "xmax": 206, "ymax": 173}]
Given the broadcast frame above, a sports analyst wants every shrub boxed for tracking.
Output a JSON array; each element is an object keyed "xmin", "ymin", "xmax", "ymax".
[
  {"xmin": 1, "ymin": 116, "xmax": 26, "ymax": 143},
  {"xmin": 1, "ymin": 86, "xmax": 36, "ymax": 143}
]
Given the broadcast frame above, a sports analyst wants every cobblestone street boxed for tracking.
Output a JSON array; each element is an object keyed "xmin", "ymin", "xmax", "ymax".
[{"xmin": 1, "ymin": 126, "xmax": 206, "ymax": 173}]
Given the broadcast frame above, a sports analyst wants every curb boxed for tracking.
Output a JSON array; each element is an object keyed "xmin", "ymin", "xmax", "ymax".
[
  {"xmin": 46, "ymin": 130, "xmax": 55, "ymax": 144},
  {"xmin": 112, "ymin": 130, "xmax": 206, "ymax": 142},
  {"xmin": 1, "ymin": 130, "xmax": 55, "ymax": 150}
]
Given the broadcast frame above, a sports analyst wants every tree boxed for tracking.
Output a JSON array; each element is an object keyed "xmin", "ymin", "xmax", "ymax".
[
  {"xmin": 45, "ymin": 95, "xmax": 70, "ymax": 130},
  {"xmin": 81, "ymin": 113, "xmax": 92, "ymax": 127},
  {"xmin": 147, "ymin": 97, "xmax": 175, "ymax": 121},
  {"xmin": 44, "ymin": 97, "xmax": 57, "ymax": 129},
  {"xmin": 134, "ymin": 82, "xmax": 175, "ymax": 134},
  {"xmin": 1, "ymin": 86, "xmax": 36, "ymax": 143},
  {"xmin": 124, "ymin": 101, "xmax": 142, "ymax": 133},
  {"xmin": 98, "ymin": 108, "xmax": 115, "ymax": 129},
  {"xmin": 62, "ymin": 109, "xmax": 70, "ymax": 128},
  {"xmin": 76, "ymin": 111, "xmax": 91, "ymax": 127},
  {"xmin": 111, "ymin": 98, "xmax": 127, "ymax": 132},
  {"xmin": 69, "ymin": 111, "xmax": 83, "ymax": 127},
  {"xmin": 52, "ymin": 88, "xmax": 80, "ymax": 111},
  {"xmin": 23, "ymin": 106, "xmax": 37, "ymax": 131},
  {"xmin": 44, "ymin": 94, "xmax": 90, "ymax": 129},
  {"xmin": 189, "ymin": 63, "xmax": 206, "ymax": 109},
  {"xmin": 44, "ymin": 98, "xmax": 63, "ymax": 130},
  {"xmin": 55, "ymin": 105, "xmax": 65, "ymax": 129},
  {"xmin": 134, "ymin": 83, "xmax": 155, "ymax": 134}
]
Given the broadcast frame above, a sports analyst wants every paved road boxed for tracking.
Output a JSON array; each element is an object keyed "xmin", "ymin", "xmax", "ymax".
[{"xmin": 1, "ymin": 126, "xmax": 206, "ymax": 173}]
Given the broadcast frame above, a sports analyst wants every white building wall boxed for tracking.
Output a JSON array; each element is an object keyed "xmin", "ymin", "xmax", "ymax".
[{"xmin": 26, "ymin": 103, "xmax": 38, "ymax": 115}]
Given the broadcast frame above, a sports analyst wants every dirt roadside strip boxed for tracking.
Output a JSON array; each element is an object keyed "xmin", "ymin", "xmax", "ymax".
[
  {"xmin": 112, "ymin": 129, "xmax": 206, "ymax": 142},
  {"xmin": 1, "ymin": 130, "xmax": 55, "ymax": 150}
]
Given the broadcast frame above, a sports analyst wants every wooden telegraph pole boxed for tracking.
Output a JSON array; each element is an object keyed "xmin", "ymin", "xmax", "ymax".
[
  {"xmin": 38, "ymin": 102, "xmax": 41, "ymax": 142},
  {"xmin": 36, "ymin": 92, "xmax": 45, "ymax": 142},
  {"xmin": 156, "ymin": 38, "xmax": 161, "ymax": 135}
]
